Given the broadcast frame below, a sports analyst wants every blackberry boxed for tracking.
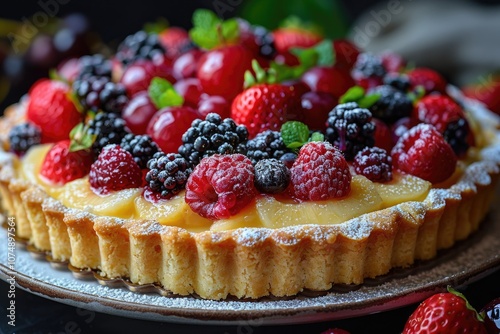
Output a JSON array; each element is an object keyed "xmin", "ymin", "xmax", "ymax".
[
  {"xmin": 77, "ymin": 54, "xmax": 112, "ymax": 80},
  {"xmin": 252, "ymin": 26, "xmax": 276, "ymax": 59},
  {"xmin": 254, "ymin": 159, "xmax": 290, "ymax": 194},
  {"xmin": 443, "ymin": 118, "xmax": 471, "ymax": 157},
  {"xmin": 120, "ymin": 134, "xmax": 160, "ymax": 169},
  {"xmin": 178, "ymin": 113, "xmax": 248, "ymax": 167},
  {"xmin": 352, "ymin": 53, "xmax": 387, "ymax": 79},
  {"xmin": 353, "ymin": 147, "xmax": 392, "ymax": 182},
  {"xmin": 88, "ymin": 113, "xmax": 130, "ymax": 157},
  {"xmin": 368, "ymin": 85, "xmax": 413, "ymax": 123},
  {"xmin": 325, "ymin": 102, "xmax": 375, "ymax": 160},
  {"xmin": 383, "ymin": 73, "xmax": 411, "ymax": 92},
  {"xmin": 245, "ymin": 130, "xmax": 288, "ymax": 165},
  {"xmin": 145, "ymin": 152, "xmax": 192, "ymax": 199},
  {"xmin": 8, "ymin": 122, "xmax": 41, "ymax": 155},
  {"xmin": 116, "ymin": 30, "xmax": 165, "ymax": 66},
  {"xmin": 73, "ymin": 76, "xmax": 128, "ymax": 114}
]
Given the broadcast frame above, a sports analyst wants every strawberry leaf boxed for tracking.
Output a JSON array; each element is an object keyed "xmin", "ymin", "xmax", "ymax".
[
  {"xmin": 281, "ymin": 121, "xmax": 310, "ymax": 150},
  {"xmin": 244, "ymin": 60, "xmax": 278, "ymax": 88},
  {"xmin": 447, "ymin": 286, "xmax": 484, "ymax": 323},
  {"xmin": 148, "ymin": 77, "xmax": 183, "ymax": 109},
  {"xmin": 69, "ymin": 123, "xmax": 95, "ymax": 152}
]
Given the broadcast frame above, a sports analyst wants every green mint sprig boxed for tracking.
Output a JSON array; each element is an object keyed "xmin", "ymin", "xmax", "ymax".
[
  {"xmin": 280, "ymin": 121, "xmax": 325, "ymax": 151},
  {"xmin": 189, "ymin": 9, "xmax": 239, "ymax": 50},
  {"xmin": 148, "ymin": 77, "xmax": 184, "ymax": 109},
  {"xmin": 339, "ymin": 86, "xmax": 380, "ymax": 108}
]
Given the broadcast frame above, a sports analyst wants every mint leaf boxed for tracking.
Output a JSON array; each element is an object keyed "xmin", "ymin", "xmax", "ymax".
[
  {"xmin": 281, "ymin": 121, "xmax": 310, "ymax": 149},
  {"xmin": 189, "ymin": 9, "xmax": 240, "ymax": 50},
  {"xmin": 310, "ymin": 132, "xmax": 324, "ymax": 142},
  {"xmin": 340, "ymin": 86, "xmax": 365, "ymax": 104},
  {"xmin": 148, "ymin": 77, "xmax": 184, "ymax": 109},
  {"xmin": 220, "ymin": 18, "xmax": 240, "ymax": 44},
  {"xmin": 358, "ymin": 93, "xmax": 381, "ymax": 108},
  {"xmin": 312, "ymin": 40, "xmax": 335, "ymax": 67},
  {"xmin": 192, "ymin": 9, "xmax": 219, "ymax": 30}
]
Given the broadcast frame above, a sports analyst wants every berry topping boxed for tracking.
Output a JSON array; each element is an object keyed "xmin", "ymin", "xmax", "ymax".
[
  {"xmin": 76, "ymin": 54, "xmax": 112, "ymax": 80},
  {"xmin": 40, "ymin": 140, "xmax": 93, "ymax": 185},
  {"xmin": 372, "ymin": 118, "xmax": 393, "ymax": 152},
  {"xmin": 178, "ymin": 113, "xmax": 248, "ymax": 167},
  {"xmin": 27, "ymin": 79, "xmax": 82, "ymax": 142},
  {"xmin": 8, "ymin": 122, "xmax": 42, "ymax": 155},
  {"xmin": 231, "ymin": 83, "xmax": 299, "ymax": 138},
  {"xmin": 185, "ymin": 154, "xmax": 257, "ymax": 220},
  {"xmin": 245, "ymin": 130, "xmax": 288, "ymax": 165},
  {"xmin": 290, "ymin": 141, "xmax": 351, "ymax": 201},
  {"xmin": 300, "ymin": 91, "xmax": 337, "ymax": 131},
  {"xmin": 351, "ymin": 53, "xmax": 386, "ymax": 89},
  {"xmin": 413, "ymin": 95, "xmax": 473, "ymax": 156},
  {"xmin": 383, "ymin": 73, "xmax": 410, "ymax": 92},
  {"xmin": 301, "ymin": 66, "xmax": 354, "ymax": 98},
  {"xmin": 73, "ymin": 75, "xmax": 128, "ymax": 114},
  {"xmin": 272, "ymin": 26, "xmax": 322, "ymax": 54},
  {"xmin": 325, "ymin": 102, "xmax": 375, "ymax": 160},
  {"xmin": 122, "ymin": 91, "xmax": 158, "ymax": 135},
  {"xmin": 197, "ymin": 95, "xmax": 230, "ymax": 119},
  {"xmin": 368, "ymin": 85, "xmax": 413, "ymax": 123},
  {"xmin": 333, "ymin": 39, "xmax": 360, "ymax": 70},
  {"xmin": 254, "ymin": 158, "xmax": 290, "ymax": 194},
  {"xmin": 158, "ymin": 27, "xmax": 192, "ymax": 60},
  {"xmin": 120, "ymin": 60, "xmax": 175, "ymax": 97},
  {"xmin": 145, "ymin": 152, "xmax": 192, "ymax": 200},
  {"xmin": 89, "ymin": 145, "xmax": 142, "ymax": 195},
  {"xmin": 88, "ymin": 112, "xmax": 131, "ymax": 157},
  {"xmin": 239, "ymin": 22, "xmax": 277, "ymax": 59},
  {"xmin": 353, "ymin": 147, "xmax": 393, "ymax": 182},
  {"xmin": 279, "ymin": 152, "xmax": 298, "ymax": 168},
  {"xmin": 407, "ymin": 67, "xmax": 447, "ymax": 95},
  {"xmin": 391, "ymin": 124, "xmax": 457, "ymax": 183},
  {"xmin": 116, "ymin": 31, "xmax": 165, "ymax": 66},
  {"xmin": 120, "ymin": 133, "xmax": 160, "ymax": 169}
]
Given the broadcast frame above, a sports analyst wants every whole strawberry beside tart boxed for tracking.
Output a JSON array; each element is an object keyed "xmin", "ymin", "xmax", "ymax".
[{"xmin": 1, "ymin": 10, "xmax": 500, "ymax": 300}]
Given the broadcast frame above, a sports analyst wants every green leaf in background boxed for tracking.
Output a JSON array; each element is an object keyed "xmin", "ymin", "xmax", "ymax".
[
  {"xmin": 238, "ymin": 0, "xmax": 348, "ymax": 39},
  {"xmin": 148, "ymin": 77, "xmax": 184, "ymax": 109},
  {"xmin": 310, "ymin": 132, "xmax": 325, "ymax": 142},
  {"xmin": 281, "ymin": 121, "xmax": 310, "ymax": 149},
  {"xmin": 189, "ymin": 9, "xmax": 240, "ymax": 50},
  {"xmin": 358, "ymin": 93, "xmax": 381, "ymax": 108},
  {"xmin": 143, "ymin": 17, "xmax": 169, "ymax": 34},
  {"xmin": 340, "ymin": 86, "xmax": 365, "ymax": 104}
]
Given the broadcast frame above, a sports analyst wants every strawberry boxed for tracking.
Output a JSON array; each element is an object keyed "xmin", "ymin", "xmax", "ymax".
[
  {"xmin": 391, "ymin": 123, "xmax": 457, "ymax": 183},
  {"xmin": 231, "ymin": 83, "xmax": 299, "ymax": 138},
  {"xmin": 40, "ymin": 140, "xmax": 93, "ymax": 185},
  {"xmin": 27, "ymin": 79, "xmax": 83, "ymax": 143},
  {"xmin": 403, "ymin": 287, "xmax": 487, "ymax": 334},
  {"xmin": 89, "ymin": 144, "xmax": 142, "ymax": 195},
  {"xmin": 408, "ymin": 67, "xmax": 447, "ymax": 95},
  {"xmin": 272, "ymin": 27, "xmax": 322, "ymax": 54},
  {"xmin": 158, "ymin": 27, "xmax": 191, "ymax": 60},
  {"xmin": 413, "ymin": 95, "xmax": 474, "ymax": 157},
  {"xmin": 463, "ymin": 74, "xmax": 500, "ymax": 115}
]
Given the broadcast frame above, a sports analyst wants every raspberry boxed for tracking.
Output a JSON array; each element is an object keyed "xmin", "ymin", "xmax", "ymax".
[
  {"xmin": 145, "ymin": 152, "xmax": 192, "ymax": 200},
  {"xmin": 178, "ymin": 113, "xmax": 248, "ymax": 168},
  {"xmin": 290, "ymin": 142, "xmax": 351, "ymax": 201},
  {"xmin": 120, "ymin": 134, "xmax": 159, "ymax": 169},
  {"xmin": 88, "ymin": 112, "xmax": 131, "ymax": 157},
  {"xmin": 368, "ymin": 85, "xmax": 413, "ymax": 123},
  {"xmin": 391, "ymin": 124, "xmax": 457, "ymax": 183},
  {"xmin": 185, "ymin": 154, "xmax": 257, "ymax": 219},
  {"xmin": 413, "ymin": 95, "xmax": 473, "ymax": 156},
  {"xmin": 40, "ymin": 140, "xmax": 93, "ymax": 185},
  {"xmin": 8, "ymin": 122, "xmax": 42, "ymax": 155},
  {"xmin": 254, "ymin": 159, "xmax": 290, "ymax": 194},
  {"xmin": 325, "ymin": 102, "xmax": 375, "ymax": 160},
  {"xmin": 353, "ymin": 147, "xmax": 393, "ymax": 182},
  {"xmin": 89, "ymin": 145, "xmax": 142, "ymax": 195},
  {"xmin": 245, "ymin": 130, "xmax": 289, "ymax": 165},
  {"xmin": 116, "ymin": 30, "xmax": 165, "ymax": 66}
]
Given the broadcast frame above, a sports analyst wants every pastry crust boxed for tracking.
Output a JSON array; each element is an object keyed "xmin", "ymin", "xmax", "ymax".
[{"xmin": 1, "ymin": 94, "xmax": 500, "ymax": 300}]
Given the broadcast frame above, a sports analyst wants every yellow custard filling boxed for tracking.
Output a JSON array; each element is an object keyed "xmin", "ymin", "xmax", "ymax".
[{"xmin": 18, "ymin": 143, "xmax": 440, "ymax": 232}]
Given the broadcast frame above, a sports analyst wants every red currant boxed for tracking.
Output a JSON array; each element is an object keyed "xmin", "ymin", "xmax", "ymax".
[
  {"xmin": 172, "ymin": 49, "xmax": 204, "ymax": 79},
  {"xmin": 301, "ymin": 66, "xmax": 354, "ymax": 98},
  {"xmin": 300, "ymin": 91, "xmax": 337, "ymax": 131},
  {"xmin": 120, "ymin": 60, "xmax": 175, "ymax": 97},
  {"xmin": 197, "ymin": 95, "xmax": 230, "ymax": 119},
  {"xmin": 173, "ymin": 78, "xmax": 203, "ymax": 108}
]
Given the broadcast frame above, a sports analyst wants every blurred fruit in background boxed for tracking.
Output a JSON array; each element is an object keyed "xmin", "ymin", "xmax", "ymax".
[
  {"xmin": 0, "ymin": 13, "xmax": 104, "ymax": 112},
  {"xmin": 462, "ymin": 74, "xmax": 500, "ymax": 115}
]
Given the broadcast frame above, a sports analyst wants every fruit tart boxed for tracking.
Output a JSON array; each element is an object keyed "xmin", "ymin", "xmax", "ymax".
[{"xmin": 1, "ymin": 10, "xmax": 500, "ymax": 300}]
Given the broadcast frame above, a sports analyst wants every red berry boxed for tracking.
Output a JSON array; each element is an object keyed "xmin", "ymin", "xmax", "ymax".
[
  {"xmin": 89, "ymin": 144, "xmax": 142, "ymax": 195},
  {"xmin": 408, "ymin": 67, "xmax": 447, "ymax": 95},
  {"xmin": 56, "ymin": 57, "xmax": 81, "ymax": 83},
  {"xmin": 120, "ymin": 60, "xmax": 175, "ymax": 97},
  {"xmin": 463, "ymin": 76, "xmax": 500, "ymax": 115},
  {"xmin": 301, "ymin": 66, "xmax": 354, "ymax": 98},
  {"xmin": 158, "ymin": 27, "xmax": 190, "ymax": 60},
  {"xmin": 197, "ymin": 95, "xmax": 230, "ymax": 119},
  {"xmin": 146, "ymin": 106, "xmax": 199, "ymax": 153},
  {"xmin": 372, "ymin": 118, "xmax": 394, "ymax": 152},
  {"xmin": 173, "ymin": 78, "xmax": 203, "ymax": 108},
  {"xmin": 231, "ymin": 83, "xmax": 299, "ymax": 138},
  {"xmin": 196, "ymin": 45, "xmax": 253, "ymax": 101},
  {"xmin": 290, "ymin": 142, "xmax": 351, "ymax": 201},
  {"xmin": 185, "ymin": 154, "xmax": 257, "ymax": 219},
  {"xmin": 27, "ymin": 79, "xmax": 82, "ymax": 142},
  {"xmin": 300, "ymin": 91, "xmax": 337, "ymax": 131},
  {"xmin": 333, "ymin": 39, "xmax": 359, "ymax": 69},
  {"xmin": 391, "ymin": 116, "xmax": 414, "ymax": 144},
  {"xmin": 480, "ymin": 297, "xmax": 500, "ymax": 334},
  {"xmin": 272, "ymin": 27, "xmax": 322, "ymax": 54},
  {"xmin": 403, "ymin": 288, "xmax": 487, "ymax": 334},
  {"xmin": 172, "ymin": 49, "xmax": 204, "ymax": 79},
  {"xmin": 122, "ymin": 91, "xmax": 158, "ymax": 135},
  {"xmin": 321, "ymin": 329, "xmax": 351, "ymax": 334},
  {"xmin": 381, "ymin": 51, "xmax": 406, "ymax": 73},
  {"xmin": 40, "ymin": 140, "xmax": 93, "ymax": 185},
  {"xmin": 413, "ymin": 95, "xmax": 466, "ymax": 133},
  {"xmin": 391, "ymin": 124, "xmax": 457, "ymax": 183}
]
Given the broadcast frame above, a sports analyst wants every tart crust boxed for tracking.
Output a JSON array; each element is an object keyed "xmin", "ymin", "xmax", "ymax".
[{"xmin": 1, "ymin": 96, "xmax": 500, "ymax": 300}]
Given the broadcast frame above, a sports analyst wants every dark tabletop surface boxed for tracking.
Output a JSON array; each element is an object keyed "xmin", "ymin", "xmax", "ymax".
[{"xmin": 1, "ymin": 268, "xmax": 499, "ymax": 334}]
